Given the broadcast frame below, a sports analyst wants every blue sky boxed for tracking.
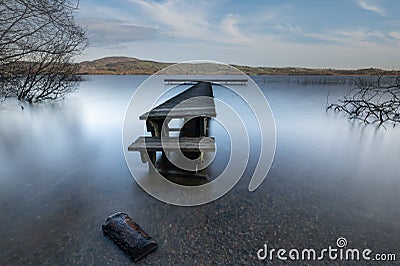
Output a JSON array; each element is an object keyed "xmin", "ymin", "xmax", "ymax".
[{"xmin": 76, "ymin": 0, "xmax": 400, "ymax": 69}]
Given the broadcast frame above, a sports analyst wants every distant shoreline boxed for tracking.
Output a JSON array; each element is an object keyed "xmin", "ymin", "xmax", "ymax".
[
  {"xmin": 78, "ymin": 73, "xmax": 400, "ymax": 77},
  {"xmin": 78, "ymin": 56, "xmax": 400, "ymax": 76}
]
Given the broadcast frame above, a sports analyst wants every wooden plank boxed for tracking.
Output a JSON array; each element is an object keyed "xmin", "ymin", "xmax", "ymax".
[
  {"xmin": 139, "ymin": 81, "xmax": 216, "ymax": 120},
  {"xmin": 128, "ymin": 136, "xmax": 215, "ymax": 152},
  {"xmin": 140, "ymin": 108, "xmax": 216, "ymax": 120},
  {"xmin": 164, "ymin": 78, "xmax": 248, "ymax": 85}
]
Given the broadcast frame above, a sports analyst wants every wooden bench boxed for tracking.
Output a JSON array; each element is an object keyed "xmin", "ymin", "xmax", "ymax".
[
  {"xmin": 128, "ymin": 81, "xmax": 217, "ymax": 172},
  {"xmin": 128, "ymin": 136, "xmax": 215, "ymax": 164}
]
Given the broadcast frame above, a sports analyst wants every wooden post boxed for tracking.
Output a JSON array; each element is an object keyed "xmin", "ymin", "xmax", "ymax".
[
  {"xmin": 139, "ymin": 151, "xmax": 148, "ymax": 163},
  {"xmin": 202, "ymin": 117, "xmax": 207, "ymax": 136},
  {"xmin": 149, "ymin": 120, "xmax": 160, "ymax": 137},
  {"xmin": 161, "ymin": 118, "xmax": 170, "ymax": 137},
  {"xmin": 147, "ymin": 151, "xmax": 156, "ymax": 172}
]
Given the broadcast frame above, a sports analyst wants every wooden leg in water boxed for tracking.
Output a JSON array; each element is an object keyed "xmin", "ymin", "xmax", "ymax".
[
  {"xmin": 140, "ymin": 151, "xmax": 148, "ymax": 163},
  {"xmin": 148, "ymin": 120, "xmax": 160, "ymax": 137},
  {"xmin": 147, "ymin": 151, "xmax": 156, "ymax": 172},
  {"xmin": 161, "ymin": 118, "xmax": 170, "ymax": 137},
  {"xmin": 146, "ymin": 120, "xmax": 155, "ymax": 137},
  {"xmin": 202, "ymin": 117, "xmax": 207, "ymax": 137},
  {"xmin": 205, "ymin": 117, "xmax": 210, "ymax": 136}
]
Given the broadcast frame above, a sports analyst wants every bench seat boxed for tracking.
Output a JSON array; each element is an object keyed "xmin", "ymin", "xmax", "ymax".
[{"xmin": 128, "ymin": 136, "xmax": 215, "ymax": 152}]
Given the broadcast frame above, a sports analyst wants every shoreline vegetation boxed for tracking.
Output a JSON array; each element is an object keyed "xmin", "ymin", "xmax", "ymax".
[{"xmin": 77, "ymin": 56, "xmax": 400, "ymax": 76}]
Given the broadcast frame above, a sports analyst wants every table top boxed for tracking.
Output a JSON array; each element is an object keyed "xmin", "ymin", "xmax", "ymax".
[{"xmin": 139, "ymin": 81, "xmax": 216, "ymax": 120}]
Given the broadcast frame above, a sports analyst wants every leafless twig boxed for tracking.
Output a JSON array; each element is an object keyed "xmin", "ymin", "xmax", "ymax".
[
  {"xmin": 327, "ymin": 75, "xmax": 400, "ymax": 126},
  {"xmin": 0, "ymin": 0, "xmax": 87, "ymax": 103}
]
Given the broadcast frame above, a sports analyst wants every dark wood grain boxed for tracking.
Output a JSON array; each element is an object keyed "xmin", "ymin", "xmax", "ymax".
[{"xmin": 139, "ymin": 81, "xmax": 216, "ymax": 120}]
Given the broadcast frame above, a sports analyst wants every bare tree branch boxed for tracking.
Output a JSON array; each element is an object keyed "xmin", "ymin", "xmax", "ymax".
[
  {"xmin": 0, "ymin": 0, "xmax": 87, "ymax": 103},
  {"xmin": 327, "ymin": 75, "xmax": 400, "ymax": 126}
]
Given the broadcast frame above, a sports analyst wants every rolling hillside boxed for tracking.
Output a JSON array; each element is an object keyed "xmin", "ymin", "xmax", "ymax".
[{"xmin": 78, "ymin": 56, "xmax": 399, "ymax": 76}]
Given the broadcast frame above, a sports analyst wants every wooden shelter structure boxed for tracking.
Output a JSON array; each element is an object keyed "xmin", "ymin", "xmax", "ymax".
[{"xmin": 128, "ymin": 81, "xmax": 217, "ymax": 169}]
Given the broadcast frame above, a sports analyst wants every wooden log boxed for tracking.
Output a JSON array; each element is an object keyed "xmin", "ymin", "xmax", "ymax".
[{"xmin": 102, "ymin": 212, "xmax": 158, "ymax": 262}]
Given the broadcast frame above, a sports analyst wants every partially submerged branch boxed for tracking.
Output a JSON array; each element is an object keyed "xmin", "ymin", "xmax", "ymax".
[{"xmin": 327, "ymin": 76, "xmax": 400, "ymax": 126}]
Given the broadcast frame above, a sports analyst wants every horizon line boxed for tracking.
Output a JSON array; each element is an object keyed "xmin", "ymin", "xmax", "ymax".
[{"xmin": 76, "ymin": 55, "xmax": 400, "ymax": 71}]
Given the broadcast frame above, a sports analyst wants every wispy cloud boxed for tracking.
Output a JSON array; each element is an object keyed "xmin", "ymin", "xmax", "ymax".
[
  {"xmin": 128, "ymin": 0, "xmax": 212, "ymax": 40},
  {"xmin": 128, "ymin": 0, "xmax": 251, "ymax": 44},
  {"xmin": 388, "ymin": 31, "xmax": 400, "ymax": 40},
  {"xmin": 269, "ymin": 24, "xmax": 302, "ymax": 33},
  {"xmin": 78, "ymin": 17, "xmax": 159, "ymax": 47},
  {"xmin": 356, "ymin": 0, "xmax": 385, "ymax": 16},
  {"xmin": 220, "ymin": 14, "xmax": 250, "ymax": 43},
  {"xmin": 303, "ymin": 28, "xmax": 392, "ymax": 46}
]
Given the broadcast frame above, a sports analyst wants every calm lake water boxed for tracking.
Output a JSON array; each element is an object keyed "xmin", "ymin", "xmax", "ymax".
[{"xmin": 0, "ymin": 75, "xmax": 399, "ymax": 264}]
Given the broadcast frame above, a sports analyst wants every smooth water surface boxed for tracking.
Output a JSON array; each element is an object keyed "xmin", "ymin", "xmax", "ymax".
[{"xmin": 0, "ymin": 75, "xmax": 399, "ymax": 264}]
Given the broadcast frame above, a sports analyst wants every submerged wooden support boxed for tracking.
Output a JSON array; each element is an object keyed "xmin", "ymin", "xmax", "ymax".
[{"xmin": 102, "ymin": 212, "xmax": 158, "ymax": 262}]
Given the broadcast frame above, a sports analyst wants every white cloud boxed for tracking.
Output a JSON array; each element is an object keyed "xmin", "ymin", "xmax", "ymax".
[
  {"xmin": 220, "ymin": 14, "xmax": 250, "ymax": 43},
  {"xmin": 270, "ymin": 24, "xmax": 302, "ymax": 33},
  {"xmin": 303, "ymin": 28, "xmax": 391, "ymax": 45},
  {"xmin": 78, "ymin": 17, "xmax": 158, "ymax": 47},
  {"xmin": 389, "ymin": 31, "xmax": 400, "ymax": 40},
  {"xmin": 128, "ymin": 0, "xmax": 251, "ymax": 45},
  {"xmin": 128, "ymin": 0, "xmax": 212, "ymax": 40},
  {"xmin": 356, "ymin": 0, "xmax": 385, "ymax": 16}
]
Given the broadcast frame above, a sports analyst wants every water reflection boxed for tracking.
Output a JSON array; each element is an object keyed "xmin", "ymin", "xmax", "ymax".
[{"xmin": 0, "ymin": 75, "xmax": 399, "ymax": 264}]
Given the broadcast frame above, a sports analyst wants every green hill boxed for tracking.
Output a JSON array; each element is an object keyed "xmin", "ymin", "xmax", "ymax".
[{"xmin": 77, "ymin": 56, "xmax": 399, "ymax": 76}]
